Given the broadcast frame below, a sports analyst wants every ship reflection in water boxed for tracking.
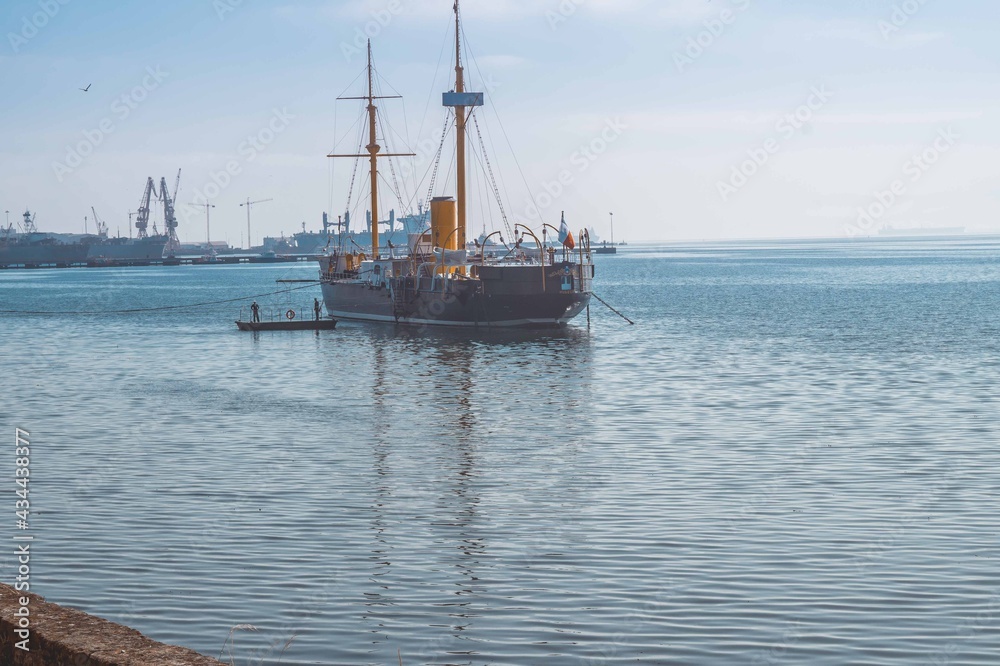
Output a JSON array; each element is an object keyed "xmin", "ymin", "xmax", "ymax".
[{"xmin": 337, "ymin": 325, "xmax": 596, "ymax": 661}]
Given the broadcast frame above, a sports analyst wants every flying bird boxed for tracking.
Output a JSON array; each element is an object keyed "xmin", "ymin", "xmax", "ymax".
[{"xmin": 79, "ymin": 84, "xmax": 91, "ymax": 92}]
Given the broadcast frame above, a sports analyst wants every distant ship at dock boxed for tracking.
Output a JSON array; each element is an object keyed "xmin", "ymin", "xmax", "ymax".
[
  {"xmin": 293, "ymin": 208, "xmax": 430, "ymax": 256},
  {"xmin": 1, "ymin": 175, "xmax": 181, "ymax": 269},
  {"xmin": 0, "ymin": 209, "xmax": 168, "ymax": 269}
]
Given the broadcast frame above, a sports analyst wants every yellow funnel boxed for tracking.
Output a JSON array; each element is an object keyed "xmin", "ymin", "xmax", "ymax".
[{"xmin": 431, "ymin": 196, "xmax": 458, "ymax": 250}]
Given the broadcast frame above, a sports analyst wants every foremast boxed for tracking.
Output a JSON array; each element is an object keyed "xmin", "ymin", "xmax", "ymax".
[
  {"xmin": 328, "ymin": 40, "xmax": 412, "ymax": 258},
  {"xmin": 366, "ymin": 42, "xmax": 379, "ymax": 257}
]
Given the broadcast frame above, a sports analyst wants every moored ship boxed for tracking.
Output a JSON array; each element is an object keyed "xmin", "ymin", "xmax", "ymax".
[
  {"xmin": 319, "ymin": 2, "xmax": 594, "ymax": 328},
  {"xmin": 2, "ymin": 174, "xmax": 179, "ymax": 269},
  {"xmin": 295, "ymin": 209, "xmax": 430, "ymax": 255},
  {"xmin": 85, "ymin": 235, "xmax": 169, "ymax": 265},
  {"xmin": 0, "ymin": 210, "xmax": 90, "ymax": 268}
]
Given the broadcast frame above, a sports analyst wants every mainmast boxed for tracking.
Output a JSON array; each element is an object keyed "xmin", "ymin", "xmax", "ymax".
[
  {"xmin": 443, "ymin": 0, "xmax": 483, "ymax": 254},
  {"xmin": 329, "ymin": 40, "xmax": 412, "ymax": 259},
  {"xmin": 454, "ymin": 2, "xmax": 467, "ymax": 252},
  {"xmin": 366, "ymin": 41, "xmax": 380, "ymax": 257}
]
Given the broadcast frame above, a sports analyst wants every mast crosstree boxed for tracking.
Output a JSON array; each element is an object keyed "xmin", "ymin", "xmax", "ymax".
[{"xmin": 328, "ymin": 40, "xmax": 414, "ymax": 258}]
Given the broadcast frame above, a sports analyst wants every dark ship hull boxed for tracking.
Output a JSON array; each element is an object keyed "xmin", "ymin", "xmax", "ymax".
[
  {"xmin": 321, "ymin": 261, "xmax": 592, "ymax": 328},
  {"xmin": 86, "ymin": 236, "xmax": 168, "ymax": 263},
  {"xmin": 0, "ymin": 235, "xmax": 167, "ymax": 268},
  {"xmin": 0, "ymin": 241, "xmax": 90, "ymax": 268}
]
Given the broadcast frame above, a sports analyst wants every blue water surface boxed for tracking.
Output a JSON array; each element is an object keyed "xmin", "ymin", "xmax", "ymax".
[{"xmin": 1, "ymin": 237, "xmax": 999, "ymax": 665}]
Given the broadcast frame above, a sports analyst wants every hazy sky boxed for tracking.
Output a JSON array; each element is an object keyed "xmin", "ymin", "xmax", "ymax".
[{"xmin": 2, "ymin": 0, "xmax": 998, "ymax": 243}]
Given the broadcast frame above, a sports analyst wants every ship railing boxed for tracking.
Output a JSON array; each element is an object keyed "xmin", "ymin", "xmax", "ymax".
[
  {"xmin": 239, "ymin": 303, "xmax": 327, "ymax": 323},
  {"xmin": 320, "ymin": 270, "xmax": 361, "ymax": 281}
]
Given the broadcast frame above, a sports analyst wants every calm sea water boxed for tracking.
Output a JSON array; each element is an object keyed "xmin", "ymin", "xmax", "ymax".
[{"xmin": 2, "ymin": 237, "xmax": 999, "ymax": 665}]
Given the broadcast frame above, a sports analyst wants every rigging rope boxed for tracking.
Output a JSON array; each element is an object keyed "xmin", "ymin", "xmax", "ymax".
[
  {"xmin": 424, "ymin": 113, "xmax": 453, "ymax": 207},
  {"xmin": 591, "ymin": 292, "xmax": 635, "ymax": 325},
  {"xmin": 0, "ymin": 283, "xmax": 321, "ymax": 316},
  {"xmin": 372, "ymin": 66, "xmax": 411, "ymax": 218},
  {"xmin": 344, "ymin": 100, "xmax": 366, "ymax": 216},
  {"xmin": 472, "ymin": 113, "xmax": 513, "ymax": 238},
  {"xmin": 461, "ymin": 34, "xmax": 544, "ymax": 228}
]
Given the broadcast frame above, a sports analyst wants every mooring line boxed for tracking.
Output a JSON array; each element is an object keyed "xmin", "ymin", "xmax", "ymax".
[
  {"xmin": 0, "ymin": 283, "xmax": 321, "ymax": 316},
  {"xmin": 592, "ymin": 292, "xmax": 635, "ymax": 325}
]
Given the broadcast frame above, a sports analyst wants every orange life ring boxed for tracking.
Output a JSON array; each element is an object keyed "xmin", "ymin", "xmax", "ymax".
[{"xmin": 285, "ymin": 309, "xmax": 296, "ymax": 320}]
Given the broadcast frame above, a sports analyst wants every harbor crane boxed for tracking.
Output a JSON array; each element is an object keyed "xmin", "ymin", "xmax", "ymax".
[
  {"xmin": 190, "ymin": 203, "xmax": 216, "ymax": 245},
  {"xmin": 240, "ymin": 197, "xmax": 273, "ymax": 250},
  {"xmin": 134, "ymin": 172, "xmax": 181, "ymax": 250},
  {"xmin": 91, "ymin": 207, "xmax": 108, "ymax": 237},
  {"xmin": 158, "ymin": 169, "xmax": 181, "ymax": 254},
  {"xmin": 21, "ymin": 210, "xmax": 37, "ymax": 234},
  {"xmin": 172, "ymin": 168, "xmax": 181, "ymax": 203},
  {"xmin": 135, "ymin": 178, "xmax": 155, "ymax": 238}
]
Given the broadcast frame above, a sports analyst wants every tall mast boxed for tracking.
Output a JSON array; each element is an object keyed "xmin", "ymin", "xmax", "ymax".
[
  {"xmin": 440, "ymin": 1, "xmax": 483, "ymax": 254},
  {"xmin": 366, "ymin": 40, "xmax": 380, "ymax": 258},
  {"xmin": 454, "ymin": 1, "xmax": 466, "ymax": 252},
  {"xmin": 329, "ymin": 40, "xmax": 412, "ymax": 258}
]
